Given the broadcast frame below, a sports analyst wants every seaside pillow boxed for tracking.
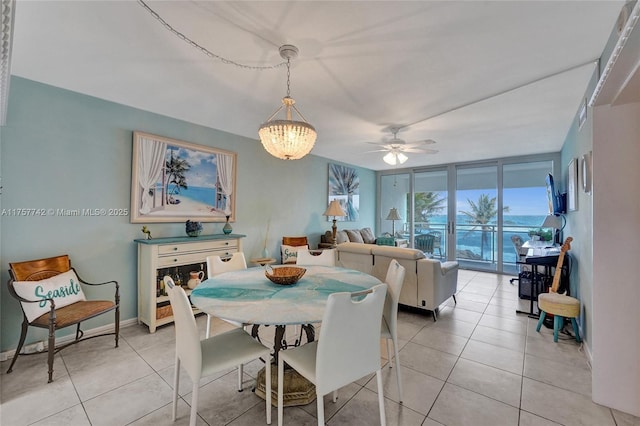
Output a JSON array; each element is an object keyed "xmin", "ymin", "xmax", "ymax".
[
  {"xmin": 12, "ymin": 270, "xmax": 86, "ymax": 323},
  {"xmin": 281, "ymin": 244, "xmax": 308, "ymax": 264}
]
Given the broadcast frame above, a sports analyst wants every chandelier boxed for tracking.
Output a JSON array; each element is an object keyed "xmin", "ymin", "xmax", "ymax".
[{"xmin": 258, "ymin": 45, "xmax": 317, "ymax": 160}]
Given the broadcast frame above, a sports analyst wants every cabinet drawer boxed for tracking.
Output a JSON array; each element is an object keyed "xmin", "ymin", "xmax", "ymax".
[
  {"xmin": 157, "ymin": 249, "xmax": 236, "ymax": 267},
  {"xmin": 158, "ymin": 239, "xmax": 237, "ymax": 255}
]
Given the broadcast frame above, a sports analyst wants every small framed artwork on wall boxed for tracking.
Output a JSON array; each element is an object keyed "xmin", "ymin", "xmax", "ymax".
[{"xmin": 567, "ymin": 158, "xmax": 578, "ymax": 211}]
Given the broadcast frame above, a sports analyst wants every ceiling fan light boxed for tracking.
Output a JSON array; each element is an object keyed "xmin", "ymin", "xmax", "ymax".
[
  {"xmin": 383, "ymin": 151, "xmax": 408, "ymax": 165},
  {"xmin": 383, "ymin": 152, "xmax": 397, "ymax": 165}
]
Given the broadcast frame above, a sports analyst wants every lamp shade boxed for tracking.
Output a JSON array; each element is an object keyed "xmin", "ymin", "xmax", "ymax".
[
  {"xmin": 385, "ymin": 208, "xmax": 401, "ymax": 221},
  {"xmin": 324, "ymin": 200, "xmax": 346, "ymax": 217},
  {"xmin": 541, "ymin": 214, "xmax": 563, "ymax": 229}
]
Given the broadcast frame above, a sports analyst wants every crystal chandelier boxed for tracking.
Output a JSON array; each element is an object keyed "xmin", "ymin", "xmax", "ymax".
[{"xmin": 258, "ymin": 45, "xmax": 317, "ymax": 160}]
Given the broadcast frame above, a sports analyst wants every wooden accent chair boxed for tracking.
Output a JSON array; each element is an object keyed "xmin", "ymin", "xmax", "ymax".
[
  {"xmin": 7, "ymin": 254, "xmax": 120, "ymax": 382},
  {"xmin": 281, "ymin": 236, "xmax": 309, "ymax": 264},
  {"xmin": 536, "ymin": 237, "xmax": 580, "ymax": 342}
]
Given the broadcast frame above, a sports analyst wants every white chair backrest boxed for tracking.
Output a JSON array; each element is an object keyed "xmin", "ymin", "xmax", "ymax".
[
  {"xmin": 206, "ymin": 252, "xmax": 247, "ymax": 278},
  {"xmin": 315, "ymin": 284, "xmax": 387, "ymax": 395},
  {"xmin": 296, "ymin": 249, "xmax": 336, "ymax": 267},
  {"xmin": 164, "ymin": 276, "xmax": 202, "ymax": 379},
  {"xmin": 383, "ymin": 259, "xmax": 406, "ymax": 334}
]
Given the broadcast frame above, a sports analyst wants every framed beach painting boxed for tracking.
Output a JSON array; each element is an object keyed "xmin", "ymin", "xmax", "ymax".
[
  {"xmin": 328, "ymin": 163, "xmax": 359, "ymax": 221},
  {"xmin": 130, "ymin": 132, "xmax": 237, "ymax": 223}
]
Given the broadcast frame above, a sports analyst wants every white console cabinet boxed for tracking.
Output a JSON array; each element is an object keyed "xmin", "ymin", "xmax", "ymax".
[{"xmin": 135, "ymin": 234, "xmax": 245, "ymax": 332}]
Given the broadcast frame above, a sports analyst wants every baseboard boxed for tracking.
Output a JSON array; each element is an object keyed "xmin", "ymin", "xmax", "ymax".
[{"xmin": 0, "ymin": 318, "xmax": 138, "ymax": 362}]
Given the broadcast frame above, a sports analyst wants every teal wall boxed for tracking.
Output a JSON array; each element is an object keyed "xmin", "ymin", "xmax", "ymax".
[
  {"xmin": 559, "ymin": 69, "xmax": 597, "ymax": 350},
  {"xmin": 0, "ymin": 77, "xmax": 376, "ymax": 352}
]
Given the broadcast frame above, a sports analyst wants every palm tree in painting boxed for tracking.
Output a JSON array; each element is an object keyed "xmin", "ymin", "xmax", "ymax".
[
  {"xmin": 164, "ymin": 151, "xmax": 191, "ymax": 205},
  {"xmin": 329, "ymin": 165, "xmax": 359, "ymax": 221},
  {"xmin": 459, "ymin": 194, "xmax": 509, "ymax": 259}
]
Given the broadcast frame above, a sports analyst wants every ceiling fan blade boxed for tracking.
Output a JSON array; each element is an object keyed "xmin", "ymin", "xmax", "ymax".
[
  {"xmin": 363, "ymin": 149, "xmax": 390, "ymax": 153},
  {"xmin": 403, "ymin": 148, "xmax": 439, "ymax": 154}
]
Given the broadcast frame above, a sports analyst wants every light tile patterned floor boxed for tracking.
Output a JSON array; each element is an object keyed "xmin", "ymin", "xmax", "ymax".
[{"xmin": 2, "ymin": 270, "xmax": 639, "ymax": 425}]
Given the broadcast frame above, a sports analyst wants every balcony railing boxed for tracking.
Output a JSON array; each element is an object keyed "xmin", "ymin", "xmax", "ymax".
[{"xmin": 403, "ymin": 222, "xmax": 538, "ymax": 271}]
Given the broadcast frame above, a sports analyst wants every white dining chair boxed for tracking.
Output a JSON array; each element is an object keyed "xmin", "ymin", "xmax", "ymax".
[
  {"xmin": 277, "ymin": 284, "xmax": 388, "ymax": 426},
  {"xmin": 205, "ymin": 252, "xmax": 248, "ymax": 337},
  {"xmin": 381, "ymin": 259, "xmax": 406, "ymax": 403},
  {"xmin": 164, "ymin": 276, "xmax": 271, "ymax": 426},
  {"xmin": 296, "ymin": 249, "xmax": 336, "ymax": 267}
]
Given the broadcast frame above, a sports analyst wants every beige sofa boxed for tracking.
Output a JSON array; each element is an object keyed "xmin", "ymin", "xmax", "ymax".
[{"xmin": 336, "ymin": 242, "xmax": 459, "ymax": 320}]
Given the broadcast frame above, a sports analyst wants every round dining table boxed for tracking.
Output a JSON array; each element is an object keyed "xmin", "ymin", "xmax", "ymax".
[
  {"xmin": 190, "ymin": 265, "xmax": 383, "ymax": 406},
  {"xmin": 190, "ymin": 265, "xmax": 382, "ymax": 326}
]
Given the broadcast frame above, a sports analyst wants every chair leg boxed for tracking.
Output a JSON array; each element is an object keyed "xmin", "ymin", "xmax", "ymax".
[
  {"xmin": 316, "ymin": 392, "xmax": 325, "ymax": 426},
  {"xmin": 536, "ymin": 311, "xmax": 546, "ymax": 332},
  {"xmin": 47, "ymin": 313, "xmax": 56, "ymax": 383},
  {"xmin": 553, "ymin": 315, "xmax": 562, "ymax": 342},
  {"xmin": 277, "ymin": 357, "xmax": 284, "ymax": 426},
  {"xmin": 265, "ymin": 356, "xmax": 272, "ymax": 424},
  {"xmin": 7, "ymin": 319, "xmax": 29, "ymax": 374},
  {"xmin": 571, "ymin": 318, "xmax": 582, "ymax": 343},
  {"xmin": 205, "ymin": 314, "xmax": 212, "ymax": 339},
  {"xmin": 392, "ymin": 338, "xmax": 403, "ymax": 403},
  {"xmin": 452, "ymin": 294, "xmax": 457, "ymax": 305},
  {"xmin": 115, "ymin": 306, "xmax": 120, "ymax": 348},
  {"xmin": 385, "ymin": 338, "xmax": 392, "ymax": 368},
  {"xmin": 376, "ymin": 369, "xmax": 387, "ymax": 426},
  {"xmin": 172, "ymin": 357, "xmax": 180, "ymax": 421},
  {"xmin": 432, "ymin": 310, "xmax": 437, "ymax": 322},
  {"xmin": 238, "ymin": 364, "xmax": 244, "ymax": 391},
  {"xmin": 189, "ymin": 382, "xmax": 199, "ymax": 426}
]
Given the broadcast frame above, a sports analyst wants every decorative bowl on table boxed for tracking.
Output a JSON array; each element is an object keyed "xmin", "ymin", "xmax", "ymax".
[{"xmin": 265, "ymin": 266, "xmax": 306, "ymax": 285}]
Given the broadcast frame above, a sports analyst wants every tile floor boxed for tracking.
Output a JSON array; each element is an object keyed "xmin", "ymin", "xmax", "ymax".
[{"xmin": 2, "ymin": 270, "xmax": 639, "ymax": 425}]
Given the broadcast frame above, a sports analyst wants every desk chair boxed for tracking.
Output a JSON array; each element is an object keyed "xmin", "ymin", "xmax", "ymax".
[
  {"xmin": 381, "ymin": 259, "xmax": 406, "ymax": 403},
  {"xmin": 165, "ymin": 276, "xmax": 271, "ymax": 426},
  {"xmin": 536, "ymin": 237, "xmax": 581, "ymax": 343},
  {"xmin": 277, "ymin": 284, "xmax": 388, "ymax": 426},
  {"xmin": 7, "ymin": 254, "xmax": 119, "ymax": 383},
  {"xmin": 509, "ymin": 235, "xmax": 531, "ymax": 285}
]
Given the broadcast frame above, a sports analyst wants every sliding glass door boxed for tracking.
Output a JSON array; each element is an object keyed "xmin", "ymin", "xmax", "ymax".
[
  {"xmin": 378, "ymin": 155, "xmax": 557, "ymax": 273},
  {"xmin": 455, "ymin": 165, "xmax": 499, "ymax": 271}
]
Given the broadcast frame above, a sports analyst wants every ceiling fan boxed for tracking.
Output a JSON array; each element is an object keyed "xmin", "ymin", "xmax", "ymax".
[{"xmin": 366, "ymin": 127, "xmax": 438, "ymax": 165}]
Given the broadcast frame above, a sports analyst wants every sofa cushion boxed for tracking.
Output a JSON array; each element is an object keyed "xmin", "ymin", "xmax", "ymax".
[
  {"xmin": 335, "ymin": 230, "xmax": 349, "ymax": 244},
  {"xmin": 360, "ymin": 227, "xmax": 376, "ymax": 244},
  {"xmin": 13, "ymin": 270, "xmax": 87, "ymax": 323},
  {"xmin": 336, "ymin": 242, "xmax": 375, "ymax": 255},
  {"xmin": 371, "ymin": 245, "xmax": 426, "ymax": 260},
  {"xmin": 345, "ymin": 229, "xmax": 364, "ymax": 243}
]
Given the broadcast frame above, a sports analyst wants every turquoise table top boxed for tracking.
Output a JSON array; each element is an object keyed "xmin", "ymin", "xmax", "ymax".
[{"xmin": 190, "ymin": 265, "xmax": 382, "ymax": 326}]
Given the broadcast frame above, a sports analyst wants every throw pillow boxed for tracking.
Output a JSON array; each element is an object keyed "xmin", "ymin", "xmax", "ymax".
[
  {"xmin": 360, "ymin": 227, "xmax": 376, "ymax": 244},
  {"xmin": 345, "ymin": 229, "xmax": 364, "ymax": 244},
  {"xmin": 12, "ymin": 270, "xmax": 86, "ymax": 323},
  {"xmin": 281, "ymin": 244, "xmax": 308, "ymax": 264},
  {"xmin": 335, "ymin": 230, "xmax": 349, "ymax": 244}
]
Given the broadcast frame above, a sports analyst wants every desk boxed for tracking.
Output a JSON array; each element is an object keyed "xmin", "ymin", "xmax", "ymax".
[
  {"xmin": 516, "ymin": 242, "xmax": 561, "ymax": 318},
  {"xmin": 190, "ymin": 265, "xmax": 382, "ymax": 406}
]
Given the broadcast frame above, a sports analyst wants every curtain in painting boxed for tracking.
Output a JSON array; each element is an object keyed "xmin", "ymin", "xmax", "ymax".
[
  {"xmin": 216, "ymin": 153, "xmax": 234, "ymax": 215},
  {"xmin": 138, "ymin": 137, "xmax": 167, "ymax": 214}
]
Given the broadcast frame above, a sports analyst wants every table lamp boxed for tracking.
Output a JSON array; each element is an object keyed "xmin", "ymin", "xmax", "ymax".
[
  {"xmin": 541, "ymin": 214, "xmax": 565, "ymax": 244},
  {"xmin": 324, "ymin": 200, "xmax": 346, "ymax": 247},
  {"xmin": 386, "ymin": 208, "xmax": 402, "ymax": 236}
]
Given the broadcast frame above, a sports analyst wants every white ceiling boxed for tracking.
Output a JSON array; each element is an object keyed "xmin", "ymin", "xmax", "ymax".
[{"xmin": 10, "ymin": 1, "xmax": 626, "ymax": 170}]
